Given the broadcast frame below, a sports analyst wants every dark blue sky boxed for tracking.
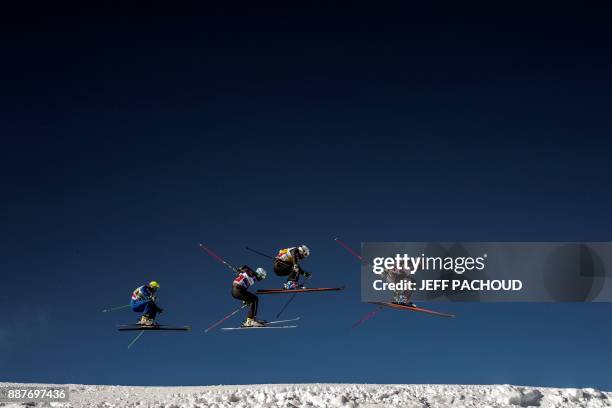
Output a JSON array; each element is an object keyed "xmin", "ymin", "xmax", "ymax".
[{"xmin": 1, "ymin": 3, "xmax": 612, "ymax": 390}]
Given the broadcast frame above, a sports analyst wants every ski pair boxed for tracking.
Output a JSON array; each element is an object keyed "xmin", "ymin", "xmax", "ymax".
[
  {"xmin": 117, "ymin": 325, "xmax": 191, "ymax": 331},
  {"xmin": 350, "ymin": 302, "xmax": 455, "ymax": 329},
  {"xmin": 116, "ymin": 325, "xmax": 191, "ymax": 349},
  {"xmin": 221, "ymin": 317, "xmax": 300, "ymax": 331},
  {"xmin": 256, "ymin": 287, "xmax": 344, "ymax": 294}
]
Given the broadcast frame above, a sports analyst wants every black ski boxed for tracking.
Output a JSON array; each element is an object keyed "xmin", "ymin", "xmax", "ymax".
[
  {"xmin": 118, "ymin": 325, "xmax": 191, "ymax": 331},
  {"xmin": 257, "ymin": 286, "xmax": 344, "ymax": 294},
  {"xmin": 221, "ymin": 325, "xmax": 297, "ymax": 331}
]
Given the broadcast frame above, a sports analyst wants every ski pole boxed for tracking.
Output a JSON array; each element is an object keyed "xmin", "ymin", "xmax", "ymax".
[
  {"xmin": 200, "ymin": 244, "xmax": 239, "ymax": 273},
  {"xmin": 127, "ymin": 330, "xmax": 145, "ymax": 349},
  {"xmin": 275, "ymin": 271, "xmax": 308, "ymax": 318},
  {"xmin": 101, "ymin": 304, "xmax": 131, "ymax": 313},
  {"xmin": 335, "ymin": 238, "xmax": 387, "ymax": 328},
  {"xmin": 276, "ymin": 271, "xmax": 302, "ymax": 318},
  {"xmin": 334, "ymin": 237, "xmax": 363, "ymax": 261},
  {"xmin": 276, "ymin": 292, "xmax": 298, "ymax": 318},
  {"xmin": 245, "ymin": 246, "xmax": 295, "ymax": 267},
  {"xmin": 204, "ymin": 303, "xmax": 248, "ymax": 333},
  {"xmin": 245, "ymin": 246, "xmax": 276, "ymax": 260},
  {"xmin": 351, "ymin": 306, "xmax": 384, "ymax": 329}
]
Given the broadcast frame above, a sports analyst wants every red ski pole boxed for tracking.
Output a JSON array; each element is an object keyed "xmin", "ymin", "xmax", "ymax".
[
  {"xmin": 204, "ymin": 303, "xmax": 248, "ymax": 333},
  {"xmin": 335, "ymin": 237, "xmax": 384, "ymax": 329},
  {"xmin": 334, "ymin": 237, "xmax": 363, "ymax": 261},
  {"xmin": 199, "ymin": 244, "xmax": 239, "ymax": 273},
  {"xmin": 351, "ymin": 306, "xmax": 384, "ymax": 329}
]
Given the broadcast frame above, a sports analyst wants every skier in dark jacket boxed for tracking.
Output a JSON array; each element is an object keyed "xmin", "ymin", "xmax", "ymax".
[
  {"xmin": 274, "ymin": 245, "xmax": 311, "ymax": 289},
  {"xmin": 231, "ymin": 265, "xmax": 267, "ymax": 327},
  {"xmin": 382, "ymin": 266, "xmax": 416, "ymax": 307}
]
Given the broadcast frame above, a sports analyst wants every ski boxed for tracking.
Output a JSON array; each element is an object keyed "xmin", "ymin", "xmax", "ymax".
[
  {"xmin": 265, "ymin": 317, "xmax": 301, "ymax": 325},
  {"xmin": 257, "ymin": 287, "xmax": 344, "ymax": 294},
  {"xmin": 118, "ymin": 325, "xmax": 192, "ymax": 331},
  {"xmin": 221, "ymin": 325, "xmax": 298, "ymax": 331},
  {"xmin": 369, "ymin": 302, "xmax": 456, "ymax": 318}
]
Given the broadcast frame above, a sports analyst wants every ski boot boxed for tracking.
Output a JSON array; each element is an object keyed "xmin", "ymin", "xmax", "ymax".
[
  {"xmin": 284, "ymin": 280, "xmax": 305, "ymax": 290},
  {"xmin": 393, "ymin": 295, "xmax": 416, "ymax": 308},
  {"xmin": 242, "ymin": 317, "xmax": 265, "ymax": 327},
  {"xmin": 138, "ymin": 315, "xmax": 157, "ymax": 326}
]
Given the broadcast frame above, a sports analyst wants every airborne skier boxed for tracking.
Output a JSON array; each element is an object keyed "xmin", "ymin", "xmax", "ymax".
[
  {"xmin": 232, "ymin": 265, "xmax": 268, "ymax": 327},
  {"xmin": 274, "ymin": 245, "xmax": 312, "ymax": 289},
  {"xmin": 382, "ymin": 266, "xmax": 416, "ymax": 307},
  {"xmin": 131, "ymin": 281, "xmax": 163, "ymax": 326}
]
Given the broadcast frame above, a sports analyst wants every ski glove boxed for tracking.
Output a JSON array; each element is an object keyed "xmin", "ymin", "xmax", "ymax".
[{"xmin": 303, "ymin": 271, "xmax": 312, "ymax": 279}]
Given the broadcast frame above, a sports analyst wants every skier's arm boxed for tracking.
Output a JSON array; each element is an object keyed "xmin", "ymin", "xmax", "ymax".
[
  {"xmin": 290, "ymin": 248, "xmax": 300, "ymax": 271},
  {"xmin": 142, "ymin": 286, "xmax": 156, "ymax": 301}
]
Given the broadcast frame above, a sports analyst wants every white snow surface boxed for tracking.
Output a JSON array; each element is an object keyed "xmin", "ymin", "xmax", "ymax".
[{"xmin": 0, "ymin": 383, "xmax": 610, "ymax": 408}]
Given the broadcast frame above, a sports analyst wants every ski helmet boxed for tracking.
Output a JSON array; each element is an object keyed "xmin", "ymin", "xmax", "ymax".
[
  {"xmin": 239, "ymin": 265, "xmax": 255, "ymax": 275},
  {"xmin": 255, "ymin": 267, "xmax": 267, "ymax": 280},
  {"xmin": 298, "ymin": 245, "xmax": 310, "ymax": 258},
  {"xmin": 149, "ymin": 281, "xmax": 160, "ymax": 291}
]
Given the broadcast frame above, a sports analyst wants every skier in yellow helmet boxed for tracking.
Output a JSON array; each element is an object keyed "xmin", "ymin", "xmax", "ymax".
[{"xmin": 130, "ymin": 281, "xmax": 163, "ymax": 326}]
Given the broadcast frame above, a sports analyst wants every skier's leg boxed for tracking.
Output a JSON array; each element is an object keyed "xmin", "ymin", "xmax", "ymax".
[
  {"xmin": 274, "ymin": 260, "xmax": 291, "ymax": 277},
  {"xmin": 404, "ymin": 276, "xmax": 416, "ymax": 306},
  {"xmin": 288, "ymin": 267, "xmax": 298, "ymax": 282},
  {"xmin": 232, "ymin": 286, "xmax": 262, "ymax": 326},
  {"xmin": 231, "ymin": 285, "xmax": 246, "ymax": 302},
  {"xmin": 237, "ymin": 288, "xmax": 258, "ymax": 318},
  {"xmin": 131, "ymin": 300, "xmax": 146, "ymax": 313},
  {"xmin": 132, "ymin": 300, "xmax": 154, "ymax": 324},
  {"xmin": 393, "ymin": 275, "xmax": 416, "ymax": 306},
  {"xmin": 289, "ymin": 265, "xmax": 308, "ymax": 282},
  {"xmin": 246, "ymin": 292, "xmax": 258, "ymax": 319},
  {"xmin": 283, "ymin": 265, "xmax": 308, "ymax": 289},
  {"xmin": 143, "ymin": 300, "xmax": 158, "ymax": 320},
  {"xmin": 232, "ymin": 286, "xmax": 257, "ymax": 318}
]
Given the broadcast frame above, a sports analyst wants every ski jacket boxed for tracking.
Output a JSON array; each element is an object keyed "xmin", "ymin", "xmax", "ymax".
[
  {"xmin": 383, "ymin": 266, "xmax": 407, "ymax": 278},
  {"xmin": 233, "ymin": 271, "xmax": 256, "ymax": 289},
  {"xmin": 131, "ymin": 285, "xmax": 154, "ymax": 302},
  {"xmin": 276, "ymin": 247, "xmax": 300, "ymax": 266},
  {"xmin": 382, "ymin": 266, "xmax": 411, "ymax": 282}
]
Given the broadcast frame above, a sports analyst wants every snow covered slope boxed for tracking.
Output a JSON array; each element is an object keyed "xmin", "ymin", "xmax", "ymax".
[{"xmin": 0, "ymin": 383, "xmax": 610, "ymax": 407}]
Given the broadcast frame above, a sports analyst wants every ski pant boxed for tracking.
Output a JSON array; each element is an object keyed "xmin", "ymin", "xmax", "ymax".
[
  {"xmin": 274, "ymin": 259, "xmax": 303, "ymax": 282},
  {"xmin": 131, "ymin": 299, "xmax": 161, "ymax": 319},
  {"xmin": 231, "ymin": 285, "xmax": 258, "ymax": 319},
  {"xmin": 386, "ymin": 273, "xmax": 414, "ymax": 303}
]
